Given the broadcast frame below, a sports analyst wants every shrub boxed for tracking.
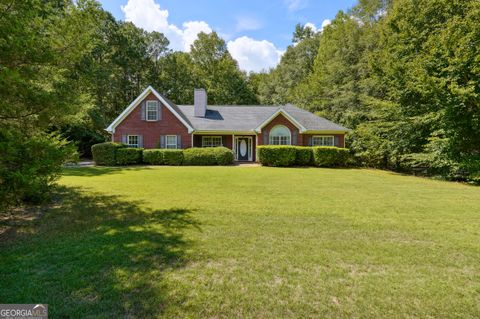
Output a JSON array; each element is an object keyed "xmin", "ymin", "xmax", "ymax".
[
  {"xmin": 91, "ymin": 142, "xmax": 124, "ymax": 166},
  {"xmin": 183, "ymin": 147, "xmax": 233, "ymax": 165},
  {"xmin": 257, "ymin": 146, "xmax": 297, "ymax": 167},
  {"xmin": 143, "ymin": 149, "xmax": 164, "ymax": 165},
  {"xmin": 116, "ymin": 148, "xmax": 143, "ymax": 165},
  {"xmin": 1, "ymin": 130, "xmax": 78, "ymax": 212},
  {"xmin": 312, "ymin": 147, "xmax": 350, "ymax": 167},
  {"xmin": 213, "ymin": 147, "xmax": 234, "ymax": 165},
  {"xmin": 163, "ymin": 149, "xmax": 184, "ymax": 165},
  {"xmin": 294, "ymin": 147, "xmax": 313, "ymax": 166}
]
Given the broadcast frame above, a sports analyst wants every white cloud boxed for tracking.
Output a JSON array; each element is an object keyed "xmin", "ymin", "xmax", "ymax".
[
  {"xmin": 285, "ymin": 0, "xmax": 308, "ymax": 12},
  {"xmin": 121, "ymin": 0, "xmax": 211, "ymax": 51},
  {"xmin": 121, "ymin": 0, "xmax": 284, "ymax": 72},
  {"xmin": 235, "ymin": 16, "xmax": 263, "ymax": 32},
  {"xmin": 304, "ymin": 19, "xmax": 331, "ymax": 33},
  {"xmin": 227, "ymin": 36, "xmax": 283, "ymax": 73}
]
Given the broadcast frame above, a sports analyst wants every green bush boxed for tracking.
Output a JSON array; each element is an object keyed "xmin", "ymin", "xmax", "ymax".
[
  {"xmin": 183, "ymin": 147, "xmax": 233, "ymax": 165},
  {"xmin": 257, "ymin": 146, "xmax": 297, "ymax": 167},
  {"xmin": 213, "ymin": 147, "xmax": 234, "ymax": 165},
  {"xmin": 91, "ymin": 142, "xmax": 124, "ymax": 166},
  {"xmin": 312, "ymin": 147, "xmax": 350, "ymax": 167},
  {"xmin": 1, "ymin": 130, "xmax": 78, "ymax": 212},
  {"xmin": 163, "ymin": 149, "xmax": 184, "ymax": 165},
  {"xmin": 116, "ymin": 148, "xmax": 143, "ymax": 165},
  {"xmin": 294, "ymin": 147, "xmax": 313, "ymax": 166},
  {"xmin": 143, "ymin": 149, "xmax": 184, "ymax": 165},
  {"xmin": 143, "ymin": 149, "xmax": 164, "ymax": 165}
]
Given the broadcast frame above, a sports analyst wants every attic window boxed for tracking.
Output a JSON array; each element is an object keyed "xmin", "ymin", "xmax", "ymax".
[{"xmin": 146, "ymin": 101, "xmax": 158, "ymax": 121}]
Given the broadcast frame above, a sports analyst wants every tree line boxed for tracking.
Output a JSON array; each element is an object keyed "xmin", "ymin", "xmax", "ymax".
[{"xmin": 1, "ymin": 0, "xmax": 479, "ymax": 211}]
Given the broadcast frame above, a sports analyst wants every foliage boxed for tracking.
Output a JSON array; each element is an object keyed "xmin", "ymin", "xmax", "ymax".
[
  {"xmin": 91, "ymin": 142, "xmax": 125, "ymax": 166},
  {"xmin": 257, "ymin": 146, "xmax": 297, "ymax": 167},
  {"xmin": 312, "ymin": 147, "xmax": 350, "ymax": 167},
  {"xmin": 143, "ymin": 149, "xmax": 184, "ymax": 166},
  {"xmin": 0, "ymin": 130, "xmax": 77, "ymax": 211},
  {"xmin": 116, "ymin": 148, "xmax": 143, "ymax": 165},
  {"xmin": 294, "ymin": 147, "xmax": 313, "ymax": 166},
  {"xmin": 183, "ymin": 147, "xmax": 233, "ymax": 166}
]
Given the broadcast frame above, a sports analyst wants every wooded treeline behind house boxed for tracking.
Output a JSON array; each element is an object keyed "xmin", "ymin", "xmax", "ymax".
[{"xmin": 1, "ymin": 0, "xmax": 479, "ymax": 211}]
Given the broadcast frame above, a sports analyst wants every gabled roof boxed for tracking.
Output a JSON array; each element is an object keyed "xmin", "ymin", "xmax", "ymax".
[
  {"xmin": 105, "ymin": 86, "xmax": 194, "ymax": 133},
  {"xmin": 176, "ymin": 104, "xmax": 349, "ymax": 133},
  {"xmin": 106, "ymin": 86, "xmax": 349, "ymax": 134}
]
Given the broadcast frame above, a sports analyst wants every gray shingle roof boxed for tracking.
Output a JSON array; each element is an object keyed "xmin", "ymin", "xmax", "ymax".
[{"xmin": 176, "ymin": 104, "xmax": 349, "ymax": 132}]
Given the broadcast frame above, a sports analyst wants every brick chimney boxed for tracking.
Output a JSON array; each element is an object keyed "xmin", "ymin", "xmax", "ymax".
[{"xmin": 194, "ymin": 88, "xmax": 207, "ymax": 117}]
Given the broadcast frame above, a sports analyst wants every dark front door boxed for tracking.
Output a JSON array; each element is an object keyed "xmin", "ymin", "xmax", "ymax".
[{"xmin": 236, "ymin": 137, "xmax": 250, "ymax": 161}]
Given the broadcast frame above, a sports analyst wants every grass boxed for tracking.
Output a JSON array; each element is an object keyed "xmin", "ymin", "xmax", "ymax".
[{"xmin": 1, "ymin": 166, "xmax": 480, "ymax": 318}]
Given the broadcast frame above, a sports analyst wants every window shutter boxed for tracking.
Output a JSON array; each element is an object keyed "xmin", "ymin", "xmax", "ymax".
[
  {"xmin": 292, "ymin": 130, "xmax": 298, "ymax": 145},
  {"xmin": 263, "ymin": 131, "xmax": 269, "ymax": 145},
  {"xmin": 141, "ymin": 101, "xmax": 146, "ymax": 120},
  {"xmin": 157, "ymin": 103, "xmax": 162, "ymax": 121},
  {"xmin": 138, "ymin": 135, "xmax": 143, "ymax": 148},
  {"xmin": 160, "ymin": 135, "xmax": 165, "ymax": 148},
  {"xmin": 177, "ymin": 135, "xmax": 182, "ymax": 149},
  {"xmin": 122, "ymin": 135, "xmax": 127, "ymax": 144},
  {"xmin": 308, "ymin": 136, "xmax": 312, "ymax": 146},
  {"xmin": 334, "ymin": 136, "xmax": 339, "ymax": 147}
]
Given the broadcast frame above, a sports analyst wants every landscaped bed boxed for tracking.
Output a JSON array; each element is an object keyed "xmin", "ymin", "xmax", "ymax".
[{"xmin": 1, "ymin": 167, "xmax": 480, "ymax": 318}]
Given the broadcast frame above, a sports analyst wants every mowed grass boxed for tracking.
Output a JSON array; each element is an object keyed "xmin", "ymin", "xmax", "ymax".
[{"xmin": 1, "ymin": 166, "xmax": 480, "ymax": 318}]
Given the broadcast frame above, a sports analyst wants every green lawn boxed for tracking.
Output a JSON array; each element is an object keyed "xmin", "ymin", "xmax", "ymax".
[{"xmin": 1, "ymin": 166, "xmax": 480, "ymax": 318}]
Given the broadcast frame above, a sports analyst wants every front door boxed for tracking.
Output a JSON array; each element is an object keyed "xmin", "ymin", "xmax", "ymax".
[{"xmin": 236, "ymin": 137, "xmax": 250, "ymax": 161}]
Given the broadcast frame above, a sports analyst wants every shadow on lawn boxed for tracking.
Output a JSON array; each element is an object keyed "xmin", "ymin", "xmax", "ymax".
[
  {"xmin": 61, "ymin": 166, "xmax": 152, "ymax": 177},
  {"xmin": 0, "ymin": 186, "xmax": 200, "ymax": 318}
]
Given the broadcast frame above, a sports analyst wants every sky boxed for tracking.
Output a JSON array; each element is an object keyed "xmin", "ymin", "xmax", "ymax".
[{"xmin": 99, "ymin": 0, "xmax": 358, "ymax": 72}]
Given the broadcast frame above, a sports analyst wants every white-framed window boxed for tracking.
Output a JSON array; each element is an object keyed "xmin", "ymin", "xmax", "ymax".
[
  {"xmin": 166, "ymin": 135, "xmax": 178, "ymax": 149},
  {"xmin": 127, "ymin": 135, "xmax": 139, "ymax": 148},
  {"xmin": 269, "ymin": 125, "xmax": 291, "ymax": 145},
  {"xmin": 146, "ymin": 100, "xmax": 158, "ymax": 121},
  {"xmin": 312, "ymin": 135, "xmax": 334, "ymax": 146},
  {"xmin": 202, "ymin": 136, "xmax": 222, "ymax": 147}
]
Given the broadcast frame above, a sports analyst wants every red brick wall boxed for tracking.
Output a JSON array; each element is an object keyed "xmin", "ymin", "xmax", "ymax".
[
  {"xmin": 112, "ymin": 93, "xmax": 191, "ymax": 148},
  {"xmin": 257, "ymin": 114, "xmax": 302, "ymax": 145}
]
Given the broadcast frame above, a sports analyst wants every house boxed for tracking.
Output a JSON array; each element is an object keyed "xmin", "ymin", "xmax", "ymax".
[{"xmin": 106, "ymin": 86, "xmax": 349, "ymax": 162}]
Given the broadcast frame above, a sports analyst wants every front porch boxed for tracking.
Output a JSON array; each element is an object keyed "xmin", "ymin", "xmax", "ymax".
[{"xmin": 192, "ymin": 133, "xmax": 257, "ymax": 161}]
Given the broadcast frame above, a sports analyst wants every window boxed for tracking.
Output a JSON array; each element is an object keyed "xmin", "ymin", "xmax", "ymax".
[
  {"xmin": 127, "ymin": 135, "xmax": 139, "ymax": 148},
  {"xmin": 166, "ymin": 135, "xmax": 177, "ymax": 149},
  {"xmin": 312, "ymin": 136, "xmax": 334, "ymax": 146},
  {"xmin": 202, "ymin": 136, "xmax": 222, "ymax": 147},
  {"xmin": 269, "ymin": 125, "xmax": 291, "ymax": 145},
  {"xmin": 146, "ymin": 100, "xmax": 158, "ymax": 121}
]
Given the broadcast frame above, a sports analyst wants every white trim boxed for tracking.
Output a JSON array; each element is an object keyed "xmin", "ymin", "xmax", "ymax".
[
  {"xmin": 165, "ymin": 135, "xmax": 178, "ymax": 149},
  {"xmin": 105, "ymin": 86, "xmax": 194, "ymax": 134},
  {"xmin": 254, "ymin": 108, "xmax": 306, "ymax": 133},
  {"xmin": 312, "ymin": 135, "xmax": 334, "ymax": 146},
  {"xmin": 202, "ymin": 136, "xmax": 223, "ymax": 147},
  {"xmin": 234, "ymin": 136, "xmax": 253, "ymax": 161},
  {"xmin": 146, "ymin": 100, "xmax": 159, "ymax": 121}
]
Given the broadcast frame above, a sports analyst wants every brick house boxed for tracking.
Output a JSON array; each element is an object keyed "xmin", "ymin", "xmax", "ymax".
[{"xmin": 106, "ymin": 86, "xmax": 349, "ymax": 162}]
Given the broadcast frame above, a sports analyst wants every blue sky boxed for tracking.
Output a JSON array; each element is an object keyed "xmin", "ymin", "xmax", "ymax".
[{"xmin": 99, "ymin": 0, "xmax": 357, "ymax": 72}]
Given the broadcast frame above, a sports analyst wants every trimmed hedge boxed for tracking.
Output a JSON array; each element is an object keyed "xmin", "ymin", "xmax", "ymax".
[
  {"xmin": 91, "ymin": 142, "xmax": 125, "ymax": 166},
  {"xmin": 143, "ymin": 149, "xmax": 184, "ymax": 165},
  {"xmin": 312, "ymin": 146, "xmax": 350, "ymax": 167},
  {"xmin": 116, "ymin": 148, "xmax": 143, "ymax": 165},
  {"xmin": 294, "ymin": 146, "xmax": 313, "ymax": 166},
  {"xmin": 257, "ymin": 146, "xmax": 297, "ymax": 167},
  {"xmin": 183, "ymin": 147, "xmax": 234, "ymax": 166}
]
